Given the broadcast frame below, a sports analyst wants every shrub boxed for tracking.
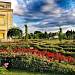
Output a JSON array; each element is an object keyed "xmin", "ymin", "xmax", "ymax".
[
  {"xmin": 0, "ymin": 45, "xmax": 8, "ymax": 49},
  {"xmin": 10, "ymin": 54, "xmax": 75, "ymax": 74}
]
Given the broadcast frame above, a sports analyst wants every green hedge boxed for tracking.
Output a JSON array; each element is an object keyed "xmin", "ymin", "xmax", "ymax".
[
  {"xmin": 0, "ymin": 44, "xmax": 30, "ymax": 50},
  {"xmin": 10, "ymin": 54, "xmax": 75, "ymax": 75}
]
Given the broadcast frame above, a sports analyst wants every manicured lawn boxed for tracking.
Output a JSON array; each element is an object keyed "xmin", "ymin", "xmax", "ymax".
[{"xmin": 7, "ymin": 70, "xmax": 62, "ymax": 75}]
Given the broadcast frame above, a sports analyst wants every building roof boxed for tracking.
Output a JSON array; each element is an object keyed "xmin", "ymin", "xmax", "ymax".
[{"xmin": 0, "ymin": 1, "xmax": 11, "ymax": 4}]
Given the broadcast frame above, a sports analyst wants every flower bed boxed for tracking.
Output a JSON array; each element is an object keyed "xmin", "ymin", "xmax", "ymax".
[
  {"xmin": 0, "ymin": 47, "xmax": 75, "ymax": 74},
  {"xmin": 0, "ymin": 48, "xmax": 75, "ymax": 64}
]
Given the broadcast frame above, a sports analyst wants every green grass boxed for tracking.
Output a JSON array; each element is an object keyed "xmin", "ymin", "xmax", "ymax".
[{"xmin": 7, "ymin": 70, "xmax": 62, "ymax": 75}]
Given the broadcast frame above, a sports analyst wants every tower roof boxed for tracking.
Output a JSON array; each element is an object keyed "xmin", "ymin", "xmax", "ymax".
[
  {"xmin": 0, "ymin": 1, "xmax": 11, "ymax": 9},
  {"xmin": 0, "ymin": 1, "xmax": 11, "ymax": 4}
]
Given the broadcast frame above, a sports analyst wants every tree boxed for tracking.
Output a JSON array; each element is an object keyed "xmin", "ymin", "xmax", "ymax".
[
  {"xmin": 66, "ymin": 30, "xmax": 73, "ymax": 40},
  {"xmin": 7, "ymin": 27, "xmax": 22, "ymax": 39},
  {"xmin": 30, "ymin": 33, "xmax": 34, "ymax": 39},
  {"xmin": 44, "ymin": 31, "xmax": 48, "ymax": 39},
  {"xmin": 40, "ymin": 31, "xmax": 49, "ymax": 39},
  {"xmin": 72, "ymin": 31, "xmax": 75, "ymax": 39},
  {"xmin": 25, "ymin": 25, "xmax": 28, "ymax": 41},
  {"xmin": 58, "ymin": 28, "xmax": 63, "ymax": 42},
  {"xmin": 34, "ymin": 31, "xmax": 43, "ymax": 39},
  {"xmin": 34, "ymin": 31, "xmax": 41, "ymax": 34}
]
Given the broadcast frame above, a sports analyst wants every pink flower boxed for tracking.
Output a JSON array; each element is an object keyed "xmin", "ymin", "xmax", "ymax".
[{"xmin": 4, "ymin": 63, "xmax": 9, "ymax": 68}]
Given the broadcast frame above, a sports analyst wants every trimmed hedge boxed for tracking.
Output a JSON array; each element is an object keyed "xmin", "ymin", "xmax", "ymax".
[{"xmin": 10, "ymin": 54, "xmax": 75, "ymax": 75}]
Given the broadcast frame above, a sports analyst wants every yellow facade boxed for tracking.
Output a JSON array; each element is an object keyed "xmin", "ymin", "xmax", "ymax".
[{"xmin": 0, "ymin": 1, "xmax": 13, "ymax": 40}]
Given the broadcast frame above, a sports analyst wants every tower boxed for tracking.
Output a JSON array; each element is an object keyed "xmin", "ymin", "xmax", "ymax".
[{"xmin": 0, "ymin": 1, "xmax": 13, "ymax": 40}]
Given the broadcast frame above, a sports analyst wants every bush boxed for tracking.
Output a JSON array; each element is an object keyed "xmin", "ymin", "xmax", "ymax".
[
  {"xmin": 48, "ymin": 62, "xmax": 75, "ymax": 75},
  {"xmin": 0, "ymin": 45, "xmax": 8, "ymax": 49},
  {"xmin": 10, "ymin": 54, "xmax": 75, "ymax": 74}
]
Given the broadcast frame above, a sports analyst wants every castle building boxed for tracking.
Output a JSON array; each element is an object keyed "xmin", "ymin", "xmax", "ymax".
[{"xmin": 0, "ymin": 1, "xmax": 13, "ymax": 40}]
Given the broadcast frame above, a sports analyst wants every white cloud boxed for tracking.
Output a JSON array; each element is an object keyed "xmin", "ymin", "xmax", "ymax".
[
  {"xmin": 0, "ymin": 0, "xmax": 75, "ymax": 33},
  {"xmin": 0, "ymin": 0, "xmax": 25, "ymax": 15},
  {"xmin": 0, "ymin": 0, "xmax": 10, "ymax": 2},
  {"xmin": 26, "ymin": 24, "xmax": 75, "ymax": 33},
  {"xmin": 12, "ymin": 22, "xmax": 18, "ymax": 27},
  {"xmin": 28, "ymin": 25, "xmax": 39, "ymax": 33}
]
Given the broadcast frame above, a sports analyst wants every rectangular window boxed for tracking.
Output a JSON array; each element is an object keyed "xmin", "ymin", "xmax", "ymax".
[
  {"xmin": 0, "ymin": 5, "xmax": 4, "ymax": 8},
  {"xmin": 0, "ymin": 33, "xmax": 4, "ymax": 39},
  {"xmin": 0, "ymin": 16, "xmax": 5, "ymax": 25}
]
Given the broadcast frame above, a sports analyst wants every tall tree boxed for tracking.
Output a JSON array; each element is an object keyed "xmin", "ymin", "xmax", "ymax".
[
  {"xmin": 43, "ymin": 31, "xmax": 48, "ymax": 39},
  {"xmin": 58, "ymin": 28, "xmax": 63, "ymax": 42},
  {"xmin": 25, "ymin": 25, "xmax": 28, "ymax": 41}
]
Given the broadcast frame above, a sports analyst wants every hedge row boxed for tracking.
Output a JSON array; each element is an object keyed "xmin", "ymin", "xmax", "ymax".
[{"xmin": 10, "ymin": 54, "xmax": 75, "ymax": 75}]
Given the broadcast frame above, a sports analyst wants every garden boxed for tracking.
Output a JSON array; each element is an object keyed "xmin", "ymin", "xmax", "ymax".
[
  {"xmin": 0, "ymin": 42, "xmax": 75, "ymax": 75},
  {"xmin": 0, "ymin": 26, "xmax": 75, "ymax": 75}
]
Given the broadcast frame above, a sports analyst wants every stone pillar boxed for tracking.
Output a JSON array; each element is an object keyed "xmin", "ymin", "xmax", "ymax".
[{"xmin": 5, "ymin": 31, "xmax": 7, "ymax": 40}]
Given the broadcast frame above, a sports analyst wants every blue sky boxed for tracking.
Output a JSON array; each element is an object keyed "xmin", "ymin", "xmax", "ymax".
[{"xmin": 1, "ymin": 0, "xmax": 75, "ymax": 33}]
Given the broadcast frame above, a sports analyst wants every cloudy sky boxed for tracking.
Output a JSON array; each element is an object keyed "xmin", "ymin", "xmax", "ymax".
[{"xmin": 0, "ymin": 0, "xmax": 75, "ymax": 33}]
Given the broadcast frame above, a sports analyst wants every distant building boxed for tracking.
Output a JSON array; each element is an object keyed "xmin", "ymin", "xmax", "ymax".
[
  {"xmin": 0, "ymin": 1, "xmax": 13, "ymax": 40},
  {"xmin": 54, "ymin": 35, "xmax": 58, "ymax": 39}
]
